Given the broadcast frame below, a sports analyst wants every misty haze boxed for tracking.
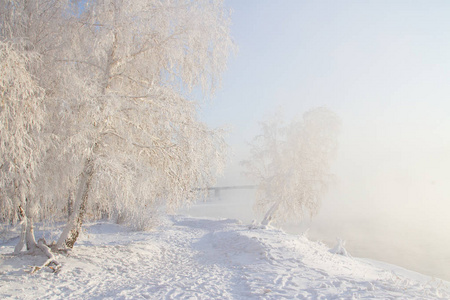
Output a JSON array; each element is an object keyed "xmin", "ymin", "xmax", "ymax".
[
  {"xmin": 1, "ymin": 0, "xmax": 449, "ymax": 299},
  {"xmin": 193, "ymin": 0, "xmax": 450, "ymax": 284}
]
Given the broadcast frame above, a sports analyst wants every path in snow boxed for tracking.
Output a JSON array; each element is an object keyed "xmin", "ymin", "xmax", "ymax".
[{"xmin": 0, "ymin": 216, "xmax": 449, "ymax": 299}]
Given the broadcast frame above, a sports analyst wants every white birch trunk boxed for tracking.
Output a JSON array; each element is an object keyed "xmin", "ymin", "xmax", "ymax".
[
  {"xmin": 14, "ymin": 218, "xmax": 27, "ymax": 254},
  {"xmin": 25, "ymin": 216, "xmax": 37, "ymax": 251},
  {"xmin": 56, "ymin": 158, "xmax": 94, "ymax": 249},
  {"xmin": 261, "ymin": 201, "xmax": 281, "ymax": 226},
  {"xmin": 14, "ymin": 205, "xmax": 37, "ymax": 252}
]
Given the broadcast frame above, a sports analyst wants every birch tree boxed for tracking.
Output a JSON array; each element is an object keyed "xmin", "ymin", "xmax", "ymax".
[
  {"xmin": 55, "ymin": 0, "xmax": 233, "ymax": 249},
  {"xmin": 0, "ymin": 0, "xmax": 87, "ymax": 254},
  {"xmin": 0, "ymin": 40, "xmax": 45, "ymax": 253},
  {"xmin": 242, "ymin": 108, "xmax": 341, "ymax": 226},
  {"xmin": 1, "ymin": 0, "xmax": 234, "ymax": 254}
]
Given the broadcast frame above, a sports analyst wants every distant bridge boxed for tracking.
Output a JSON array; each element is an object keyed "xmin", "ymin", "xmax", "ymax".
[{"xmin": 204, "ymin": 185, "xmax": 257, "ymax": 198}]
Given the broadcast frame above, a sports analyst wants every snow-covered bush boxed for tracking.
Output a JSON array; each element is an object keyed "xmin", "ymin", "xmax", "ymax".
[{"xmin": 329, "ymin": 238, "xmax": 351, "ymax": 257}]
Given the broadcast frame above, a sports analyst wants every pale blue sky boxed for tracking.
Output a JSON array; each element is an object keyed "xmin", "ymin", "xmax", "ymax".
[{"xmin": 200, "ymin": 1, "xmax": 450, "ymax": 220}]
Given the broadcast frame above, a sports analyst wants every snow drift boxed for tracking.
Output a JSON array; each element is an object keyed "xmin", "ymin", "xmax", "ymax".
[{"xmin": 0, "ymin": 215, "xmax": 448, "ymax": 299}]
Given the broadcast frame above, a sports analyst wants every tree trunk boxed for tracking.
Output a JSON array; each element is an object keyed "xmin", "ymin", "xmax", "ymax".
[
  {"xmin": 14, "ymin": 197, "xmax": 38, "ymax": 253},
  {"xmin": 67, "ymin": 191, "xmax": 73, "ymax": 219},
  {"xmin": 261, "ymin": 201, "xmax": 281, "ymax": 226},
  {"xmin": 56, "ymin": 158, "xmax": 94, "ymax": 249},
  {"xmin": 24, "ymin": 198, "xmax": 38, "ymax": 251},
  {"xmin": 14, "ymin": 206, "xmax": 27, "ymax": 254},
  {"xmin": 25, "ymin": 215, "xmax": 37, "ymax": 251}
]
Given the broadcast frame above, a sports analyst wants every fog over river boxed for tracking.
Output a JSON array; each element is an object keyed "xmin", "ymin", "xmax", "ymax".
[
  {"xmin": 182, "ymin": 188, "xmax": 450, "ymax": 282},
  {"xmin": 192, "ymin": 0, "xmax": 450, "ymax": 283}
]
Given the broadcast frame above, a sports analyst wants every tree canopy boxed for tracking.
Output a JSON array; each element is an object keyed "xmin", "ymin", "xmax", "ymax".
[
  {"xmin": 0, "ymin": 0, "xmax": 234, "ymax": 257},
  {"xmin": 242, "ymin": 108, "xmax": 341, "ymax": 225}
]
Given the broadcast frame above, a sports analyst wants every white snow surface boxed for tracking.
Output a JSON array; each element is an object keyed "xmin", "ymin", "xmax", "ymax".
[{"xmin": 1, "ymin": 215, "xmax": 449, "ymax": 299}]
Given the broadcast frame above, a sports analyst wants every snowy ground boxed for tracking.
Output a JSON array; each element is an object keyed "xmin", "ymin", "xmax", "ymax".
[{"xmin": 1, "ymin": 215, "xmax": 449, "ymax": 299}]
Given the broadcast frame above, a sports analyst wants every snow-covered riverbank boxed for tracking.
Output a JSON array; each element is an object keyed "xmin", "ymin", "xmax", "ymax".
[{"xmin": 1, "ymin": 216, "xmax": 448, "ymax": 299}]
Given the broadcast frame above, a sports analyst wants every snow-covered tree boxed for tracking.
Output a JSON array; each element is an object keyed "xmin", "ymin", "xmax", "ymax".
[
  {"xmin": 1, "ymin": 0, "xmax": 90, "ymax": 254},
  {"xmin": 1, "ymin": 0, "xmax": 234, "ymax": 254},
  {"xmin": 0, "ymin": 40, "xmax": 45, "ymax": 252},
  {"xmin": 242, "ymin": 108, "xmax": 341, "ymax": 226},
  {"xmin": 54, "ymin": 0, "xmax": 234, "ymax": 249}
]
